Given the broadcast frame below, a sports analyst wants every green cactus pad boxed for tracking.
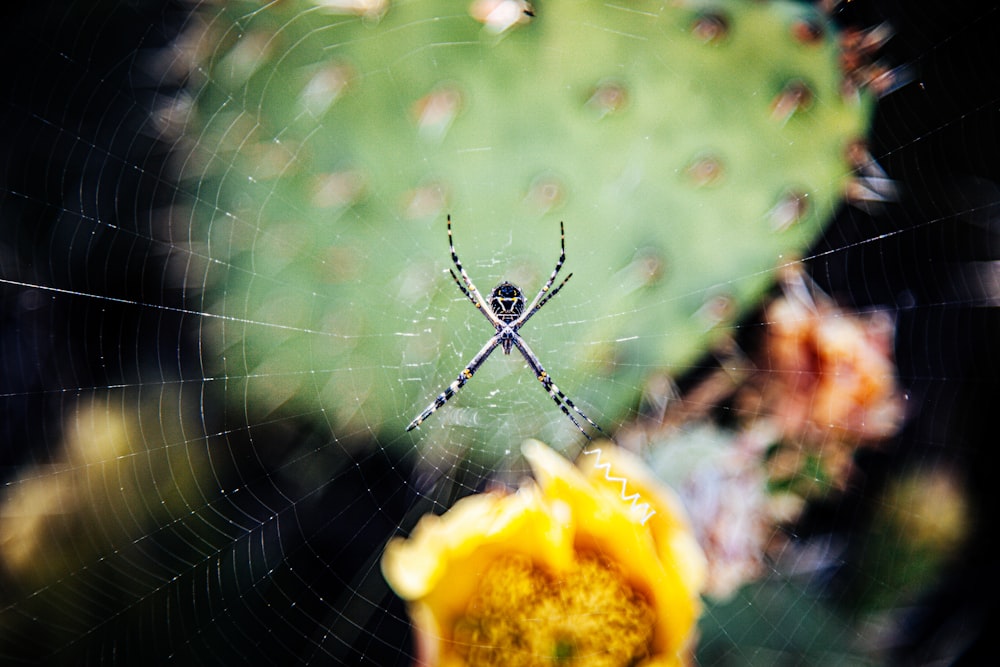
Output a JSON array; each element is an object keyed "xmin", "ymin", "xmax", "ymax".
[{"xmin": 181, "ymin": 0, "xmax": 872, "ymax": 456}]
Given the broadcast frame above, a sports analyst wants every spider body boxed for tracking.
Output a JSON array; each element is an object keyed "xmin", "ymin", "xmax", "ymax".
[
  {"xmin": 407, "ymin": 215, "xmax": 605, "ymax": 439},
  {"xmin": 489, "ymin": 281, "xmax": 525, "ymax": 353},
  {"xmin": 489, "ymin": 282, "xmax": 525, "ymax": 325}
]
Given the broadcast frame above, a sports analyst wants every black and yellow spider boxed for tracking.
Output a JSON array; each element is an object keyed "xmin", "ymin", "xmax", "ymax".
[{"xmin": 407, "ymin": 215, "xmax": 605, "ymax": 440}]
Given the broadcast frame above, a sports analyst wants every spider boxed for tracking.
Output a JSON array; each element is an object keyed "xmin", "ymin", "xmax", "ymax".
[{"xmin": 407, "ymin": 215, "xmax": 605, "ymax": 440}]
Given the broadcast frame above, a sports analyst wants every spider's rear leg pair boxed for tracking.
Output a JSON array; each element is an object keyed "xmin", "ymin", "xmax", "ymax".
[{"xmin": 406, "ymin": 215, "xmax": 606, "ymax": 440}]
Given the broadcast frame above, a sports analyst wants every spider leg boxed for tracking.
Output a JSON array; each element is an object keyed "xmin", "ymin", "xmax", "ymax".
[
  {"xmin": 449, "ymin": 268, "xmax": 473, "ymax": 302},
  {"xmin": 407, "ymin": 335, "xmax": 501, "ymax": 431},
  {"xmin": 511, "ymin": 336, "xmax": 607, "ymax": 440},
  {"xmin": 518, "ymin": 272, "xmax": 572, "ymax": 327},
  {"xmin": 447, "ymin": 215, "xmax": 501, "ymax": 327},
  {"xmin": 449, "ymin": 268, "xmax": 497, "ymax": 328},
  {"xmin": 517, "ymin": 220, "xmax": 567, "ymax": 327}
]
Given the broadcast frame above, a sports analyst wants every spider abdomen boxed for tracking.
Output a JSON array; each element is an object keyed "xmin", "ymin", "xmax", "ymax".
[{"xmin": 489, "ymin": 281, "xmax": 525, "ymax": 324}]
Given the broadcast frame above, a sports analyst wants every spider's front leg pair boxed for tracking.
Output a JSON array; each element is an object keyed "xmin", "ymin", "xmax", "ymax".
[{"xmin": 406, "ymin": 216, "xmax": 605, "ymax": 440}]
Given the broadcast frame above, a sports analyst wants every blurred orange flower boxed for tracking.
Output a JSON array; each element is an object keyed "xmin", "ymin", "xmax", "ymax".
[
  {"xmin": 739, "ymin": 270, "xmax": 905, "ymax": 496},
  {"xmin": 382, "ymin": 440, "xmax": 706, "ymax": 666},
  {"xmin": 755, "ymin": 273, "xmax": 904, "ymax": 445}
]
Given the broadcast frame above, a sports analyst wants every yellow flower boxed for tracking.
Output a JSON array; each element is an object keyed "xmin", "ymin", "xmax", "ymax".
[{"xmin": 381, "ymin": 440, "xmax": 706, "ymax": 667}]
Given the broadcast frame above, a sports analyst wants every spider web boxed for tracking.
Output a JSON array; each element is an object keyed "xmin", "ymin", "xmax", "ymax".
[{"xmin": 1, "ymin": 1, "xmax": 998, "ymax": 665}]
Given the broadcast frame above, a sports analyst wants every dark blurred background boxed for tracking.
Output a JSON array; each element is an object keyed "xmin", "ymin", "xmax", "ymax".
[{"xmin": 1, "ymin": 1, "xmax": 998, "ymax": 664}]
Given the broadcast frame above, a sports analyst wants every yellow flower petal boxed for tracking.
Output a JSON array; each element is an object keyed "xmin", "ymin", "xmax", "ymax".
[
  {"xmin": 525, "ymin": 439, "xmax": 706, "ymax": 661},
  {"xmin": 382, "ymin": 440, "xmax": 705, "ymax": 666}
]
